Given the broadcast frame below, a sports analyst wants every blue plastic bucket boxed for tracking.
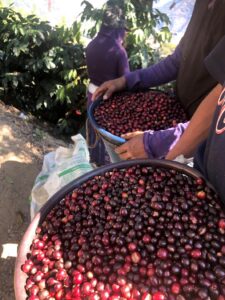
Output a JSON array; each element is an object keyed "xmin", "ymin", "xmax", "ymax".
[
  {"xmin": 88, "ymin": 98, "xmax": 126, "ymax": 163},
  {"xmin": 88, "ymin": 89, "xmax": 186, "ymax": 163}
]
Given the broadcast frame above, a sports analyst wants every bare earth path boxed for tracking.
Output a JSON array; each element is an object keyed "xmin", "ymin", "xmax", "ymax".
[{"xmin": 0, "ymin": 101, "xmax": 67, "ymax": 299}]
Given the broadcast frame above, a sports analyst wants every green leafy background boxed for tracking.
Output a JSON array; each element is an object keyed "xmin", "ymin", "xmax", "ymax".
[{"xmin": 0, "ymin": 1, "xmax": 172, "ymax": 135}]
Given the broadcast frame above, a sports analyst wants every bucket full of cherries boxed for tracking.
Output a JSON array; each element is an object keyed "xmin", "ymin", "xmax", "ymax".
[{"xmin": 14, "ymin": 159, "xmax": 225, "ymax": 300}]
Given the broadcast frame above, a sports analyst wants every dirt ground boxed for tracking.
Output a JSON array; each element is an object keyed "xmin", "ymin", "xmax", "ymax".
[{"xmin": 0, "ymin": 101, "xmax": 68, "ymax": 300}]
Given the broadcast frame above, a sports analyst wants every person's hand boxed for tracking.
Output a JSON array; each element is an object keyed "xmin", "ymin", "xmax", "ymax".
[
  {"xmin": 115, "ymin": 131, "xmax": 148, "ymax": 160},
  {"xmin": 92, "ymin": 76, "xmax": 126, "ymax": 101}
]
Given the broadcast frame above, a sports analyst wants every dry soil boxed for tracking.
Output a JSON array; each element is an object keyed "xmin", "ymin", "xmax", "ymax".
[{"xmin": 0, "ymin": 101, "xmax": 68, "ymax": 300}]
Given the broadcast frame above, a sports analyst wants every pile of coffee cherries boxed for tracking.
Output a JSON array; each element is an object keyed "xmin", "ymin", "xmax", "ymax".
[
  {"xmin": 93, "ymin": 91, "xmax": 187, "ymax": 136},
  {"xmin": 21, "ymin": 165, "xmax": 225, "ymax": 300}
]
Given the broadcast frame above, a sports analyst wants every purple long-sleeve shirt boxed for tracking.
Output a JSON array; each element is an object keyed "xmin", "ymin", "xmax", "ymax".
[
  {"xmin": 143, "ymin": 121, "xmax": 189, "ymax": 159},
  {"xmin": 125, "ymin": 43, "xmax": 182, "ymax": 90},
  {"xmin": 85, "ymin": 26, "xmax": 130, "ymax": 86}
]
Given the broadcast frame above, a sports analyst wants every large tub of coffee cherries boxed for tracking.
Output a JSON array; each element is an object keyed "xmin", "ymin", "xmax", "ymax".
[
  {"xmin": 88, "ymin": 90, "xmax": 188, "ymax": 162},
  {"xmin": 14, "ymin": 160, "xmax": 225, "ymax": 300}
]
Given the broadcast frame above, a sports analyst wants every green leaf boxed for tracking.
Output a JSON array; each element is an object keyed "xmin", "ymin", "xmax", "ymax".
[
  {"xmin": 38, "ymin": 31, "xmax": 45, "ymax": 40},
  {"xmin": 45, "ymin": 60, "xmax": 56, "ymax": 69},
  {"xmin": 36, "ymin": 98, "xmax": 44, "ymax": 110},
  {"xmin": 59, "ymin": 88, "xmax": 65, "ymax": 101},
  {"xmin": 12, "ymin": 77, "xmax": 18, "ymax": 88},
  {"xmin": 19, "ymin": 27, "xmax": 25, "ymax": 35},
  {"xmin": 12, "ymin": 47, "xmax": 20, "ymax": 56}
]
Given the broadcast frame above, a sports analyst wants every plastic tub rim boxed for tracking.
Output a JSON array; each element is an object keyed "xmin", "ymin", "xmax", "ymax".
[{"xmin": 88, "ymin": 97, "xmax": 126, "ymax": 146}]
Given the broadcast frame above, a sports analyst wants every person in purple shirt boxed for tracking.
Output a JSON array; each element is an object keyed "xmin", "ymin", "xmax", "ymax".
[
  {"xmin": 92, "ymin": 0, "xmax": 225, "ymax": 160},
  {"xmin": 85, "ymin": 5, "xmax": 130, "ymax": 165}
]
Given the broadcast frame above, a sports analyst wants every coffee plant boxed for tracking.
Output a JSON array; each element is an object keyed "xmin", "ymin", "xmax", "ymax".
[
  {"xmin": 0, "ymin": 2, "xmax": 173, "ymax": 134},
  {"xmin": 0, "ymin": 7, "xmax": 88, "ymax": 134},
  {"xmin": 80, "ymin": 0, "xmax": 172, "ymax": 70}
]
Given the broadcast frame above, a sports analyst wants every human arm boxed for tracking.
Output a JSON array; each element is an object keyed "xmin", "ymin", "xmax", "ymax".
[
  {"xmin": 125, "ymin": 42, "xmax": 182, "ymax": 90},
  {"xmin": 92, "ymin": 42, "xmax": 182, "ymax": 100},
  {"xmin": 115, "ymin": 132, "xmax": 147, "ymax": 160},
  {"xmin": 166, "ymin": 83, "xmax": 223, "ymax": 160},
  {"xmin": 115, "ymin": 122, "xmax": 189, "ymax": 160}
]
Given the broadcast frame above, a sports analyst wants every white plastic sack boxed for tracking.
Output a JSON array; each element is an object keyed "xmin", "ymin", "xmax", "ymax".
[
  {"xmin": 174, "ymin": 154, "xmax": 194, "ymax": 167},
  {"xmin": 30, "ymin": 134, "xmax": 93, "ymax": 219}
]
